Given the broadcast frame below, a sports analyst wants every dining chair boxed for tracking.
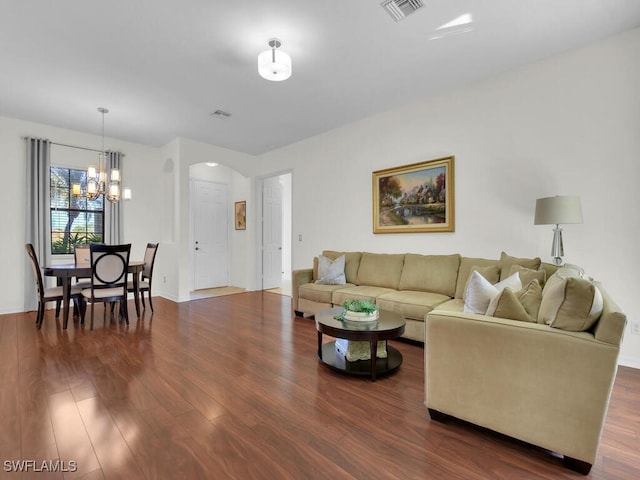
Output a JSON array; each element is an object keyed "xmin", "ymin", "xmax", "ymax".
[
  {"xmin": 82, "ymin": 243, "xmax": 131, "ymax": 330},
  {"xmin": 128, "ymin": 243, "xmax": 159, "ymax": 312},
  {"xmin": 25, "ymin": 243, "xmax": 84, "ymax": 329},
  {"xmin": 73, "ymin": 244, "xmax": 92, "ymax": 287}
]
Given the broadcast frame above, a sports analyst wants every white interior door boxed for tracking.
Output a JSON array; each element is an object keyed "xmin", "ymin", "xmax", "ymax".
[
  {"xmin": 192, "ymin": 179, "xmax": 229, "ymax": 290},
  {"xmin": 262, "ymin": 176, "xmax": 283, "ymax": 290}
]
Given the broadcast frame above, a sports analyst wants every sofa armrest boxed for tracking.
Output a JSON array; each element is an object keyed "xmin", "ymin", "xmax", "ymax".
[
  {"xmin": 292, "ymin": 268, "xmax": 313, "ymax": 311},
  {"xmin": 425, "ymin": 311, "xmax": 621, "ymax": 466}
]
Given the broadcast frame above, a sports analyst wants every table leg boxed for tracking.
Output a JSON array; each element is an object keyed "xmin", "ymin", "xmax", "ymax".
[
  {"xmin": 370, "ymin": 338, "xmax": 378, "ymax": 381},
  {"xmin": 317, "ymin": 331, "xmax": 323, "ymax": 359},
  {"xmin": 62, "ymin": 276, "xmax": 71, "ymax": 330},
  {"xmin": 133, "ymin": 269, "xmax": 141, "ymax": 317}
]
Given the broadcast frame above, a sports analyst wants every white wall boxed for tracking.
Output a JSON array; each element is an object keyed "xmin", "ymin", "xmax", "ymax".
[
  {"xmin": 254, "ymin": 27, "xmax": 640, "ymax": 367},
  {"xmin": 2, "ymin": 26, "xmax": 639, "ymax": 366}
]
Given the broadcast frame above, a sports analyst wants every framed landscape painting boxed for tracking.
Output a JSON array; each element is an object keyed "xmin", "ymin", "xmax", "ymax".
[
  {"xmin": 234, "ymin": 201, "xmax": 246, "ymax": 230},
  {"xmin": 372, "ymin": 156, "xmax": 454, "ymax": 233}
]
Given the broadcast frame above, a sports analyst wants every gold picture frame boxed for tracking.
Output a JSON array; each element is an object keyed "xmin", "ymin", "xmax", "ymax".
[
  {"xmin": 234, "ymin": 201, "xmax": 246, "ymax": 230},
  {"xmin": 372, "ymin": 156, "xmax": 454, "ymax": 233}
]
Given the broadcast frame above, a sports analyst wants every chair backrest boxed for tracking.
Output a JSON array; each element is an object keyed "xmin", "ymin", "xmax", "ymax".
[
  {"xmin": 25, "ymin": 243, "xmax": 45, "ymax": 299},
  {"xmin": 90, "ymin": 244, "xmax": 131, "ymax": 290},
  {"xmin": 142, "ymin": 243, "xmax": 159, "ymax": 280},
  {"xmin": 74, "ymin": 244, "xmax": 91, "ymax": 267}
]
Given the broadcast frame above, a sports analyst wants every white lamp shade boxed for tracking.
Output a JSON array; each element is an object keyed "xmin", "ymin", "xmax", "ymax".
[
  {"xmin": 110, "ymin": 168, "xmax": 120, "ymax": 182},
  {"xmin": 258, "ymin": 49, "xmax": 292, "ymax": 81},
  {"xmin": 534, "ymin": 196, "xmax": 583, "ymax": 225}
]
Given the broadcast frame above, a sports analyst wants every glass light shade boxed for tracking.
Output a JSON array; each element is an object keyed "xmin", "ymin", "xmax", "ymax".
[
  {"xmin": 123, "ymin": 187, "xmax": 132, "ymax": 200},
  {"xmin": 110, "ymin": 168, "xmax": 120, "ymax": 182},
  {"xmin": 87, "ymin": 180, "xmax": 97, "ymax": 195},
  {"xmin": 258, "ymin": 49, "xmax": 292, "ymax": 81},
  {"xmin": 87, "ymin": 166, "xmax": 97, "ymax": 180},
  {"xmin": 72, "ymin": 183, "xmax": 81, "ymax": 196},
  {"xmin": 98, "ymin": 170, "xmax": 106, "ymax": 183},
  {"xmin": 107, "ymin": 183, "xmax": 120, "ymax": 201}
]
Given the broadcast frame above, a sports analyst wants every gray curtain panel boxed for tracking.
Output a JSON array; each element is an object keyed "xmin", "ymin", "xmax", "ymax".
[
  {"xmin": 106, "ymin": 150, "xmax": 123, "ymax": 244},
  {"xmin": 24, "ymin": 137, "xmax": 52, "ymax": 311}
]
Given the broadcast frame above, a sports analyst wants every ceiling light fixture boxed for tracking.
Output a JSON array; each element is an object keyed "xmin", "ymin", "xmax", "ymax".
[
  {"xmin": 258, "ymin": 39, "xmax": 292, "ymax": 81},
  {"xmin": 72, "ymin": 107, "xmax": 121, "ymax": 203}
]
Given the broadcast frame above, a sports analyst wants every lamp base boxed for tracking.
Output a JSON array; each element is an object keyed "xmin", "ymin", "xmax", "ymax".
[{"xmin": 551, "ymin": 225, "xmax": 564, "ymax": 266}]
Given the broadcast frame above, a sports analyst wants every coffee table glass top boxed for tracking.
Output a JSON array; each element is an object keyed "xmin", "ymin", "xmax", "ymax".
[{"xmin": 316, "ymin": 307, "xmax": 405, "ymax": 332}]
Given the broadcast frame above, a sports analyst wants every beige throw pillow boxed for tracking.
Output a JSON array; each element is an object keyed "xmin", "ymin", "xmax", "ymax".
[
  {"xmin": 540, "ymin": 277, "xmax": 604, "ymax": 331},
  {"xmin": 498, "ymin": 252, "xmax": 541, "ymax": 281},
  {"xmin": 486, "ymin": 280, "xmax": 543, "ymax": 323},
  {"xmin": 508, "ymin": 265, "xmax": 546, "ymax": 288}
]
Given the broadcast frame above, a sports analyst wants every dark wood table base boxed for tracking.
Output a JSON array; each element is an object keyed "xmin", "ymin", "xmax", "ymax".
[{"xmin": 318, "ymin": 341, "xmax": 403, "ymax": 379}]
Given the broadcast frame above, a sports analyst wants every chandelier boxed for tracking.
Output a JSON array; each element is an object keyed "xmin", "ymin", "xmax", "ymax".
[{"xmin": 72, "ymin": 107, "xmax": 120, "ymax": 203}]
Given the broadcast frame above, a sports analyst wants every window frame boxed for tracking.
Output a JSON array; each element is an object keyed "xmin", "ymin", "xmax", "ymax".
[{"xmin": 49, "ymin": 166, "xmax": 105, "ymax": 255}]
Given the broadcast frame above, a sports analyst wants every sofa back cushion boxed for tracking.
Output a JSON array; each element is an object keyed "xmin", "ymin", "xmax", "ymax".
[
  {"xmin": 454, "ymin": 257, "xmax": 499, "ymax": 299},
  {"xmin": 317, "ymin": 251, "xmax": 362, "ymax": 284},
  {"xmin": 356, "ymin": 253, "xmax": 405, "ymax": 289},
  {"xmin": 398, "ymin": 254, "xmax": 461, "ymax": 297}
]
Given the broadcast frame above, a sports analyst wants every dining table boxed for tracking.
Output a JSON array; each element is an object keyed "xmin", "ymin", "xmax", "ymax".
[{"xmin": 43, "ymin": 261, "xmax": 144, "ymax": 329}]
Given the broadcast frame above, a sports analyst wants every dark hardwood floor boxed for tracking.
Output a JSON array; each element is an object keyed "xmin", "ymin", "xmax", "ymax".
[{"xmin": 1, "ymin": 292, "xmax": 639, "ymax": 479}]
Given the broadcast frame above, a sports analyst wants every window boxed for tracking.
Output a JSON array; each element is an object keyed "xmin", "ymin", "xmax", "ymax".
[{"xmin": 50, "ymin": 167, "xmax": 104, "ymax": 254}]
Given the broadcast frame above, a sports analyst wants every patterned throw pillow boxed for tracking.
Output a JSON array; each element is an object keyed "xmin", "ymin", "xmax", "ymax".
[{"xmin": 315, "ymin": 254, "xmax": 346, "ymax": 285}]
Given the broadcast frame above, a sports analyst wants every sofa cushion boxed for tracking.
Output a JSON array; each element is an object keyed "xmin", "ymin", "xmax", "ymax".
[
  {"xmin": 322, "ymin": 251, "xmax": 362, "ymax": 284},
  {"xmin": 498, "ymin": 251, "xmax": 541, "ymax": 281},
  {"xmin": 332, "ymin": 285, "xmax": 396, "ymax": 306},
  {"xmin": 455, "ymin": 257, "xmax": 499, "ymax": 299},
  {"xmin": 432, "ymin": 298, "xmax": 464, "ymax": 312},
  {"xmin": 315, "ymin": 254, "xmax": 346, "ymax": 285},
  {"xmin": 299, "ymin": 283, "xmax": 354, "ymax": 304},
  {"xmin": 463, "ymin": 271, "xmax": 522, "ymax": 314},
  {"xmin": 398, "ymin": 254, "xmax": 461, "ymax": 297},
  {"xmin": 356, "ymin": 253, "xmax": 405, "ymax": 289},
  {"xmin": 539, "ymin": 275, "xmax": 603, "ymax": 332},
  {"xmin": 377, "ymin": 290, "xmax": 451, "ymax": 321}
]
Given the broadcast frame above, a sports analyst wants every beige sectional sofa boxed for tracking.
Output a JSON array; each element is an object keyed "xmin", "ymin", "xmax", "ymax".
[{"xmin": 292, "ymin": 250, "xmax": 627, "ymax": 474}]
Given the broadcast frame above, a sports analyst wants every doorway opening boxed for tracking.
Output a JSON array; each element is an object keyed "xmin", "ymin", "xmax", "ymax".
[{"xmin": 260, "ymin": 172, "xmax": 292, "ymax": 296}]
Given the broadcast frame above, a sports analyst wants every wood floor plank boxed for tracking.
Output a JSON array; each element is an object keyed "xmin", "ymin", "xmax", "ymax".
[{"xmin": 3, "ymin": 293, "xmax": 639, "ymax": 479}]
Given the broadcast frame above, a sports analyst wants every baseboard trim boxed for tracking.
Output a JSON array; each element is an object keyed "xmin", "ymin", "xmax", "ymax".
[{"xmin": 618, "ymin": 356, "xmax": 640, "ymax": 369}]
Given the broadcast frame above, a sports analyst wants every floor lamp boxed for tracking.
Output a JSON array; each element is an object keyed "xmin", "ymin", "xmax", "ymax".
[{"xmin": 534, "ymin": 196, "xmax": 583, "ymax": 266}]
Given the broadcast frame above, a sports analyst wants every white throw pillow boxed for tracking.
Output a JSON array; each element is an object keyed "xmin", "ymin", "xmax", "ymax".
[
  {"xmin": 315, "ymin": 254, "xmax": 346, "ymax": 285},
  {"xmin": 464, "ymin": 271, "xmax": 522, "ymax": 314}
]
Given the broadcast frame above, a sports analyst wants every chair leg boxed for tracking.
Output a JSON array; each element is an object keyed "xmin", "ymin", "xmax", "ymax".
[
  {"xmin": 90, "ymin": 302, "xmax": 95, "ymax": 331},
  {"xmin": 140, "ymin": 291, "xmax": 146, "ymax": 310},
  {"xmin": 122, "ymin": 298, "xmax": 129, "ymax": 325},
  {"xmin": 78, "ymin": 298, "xmax": 86, "ymax": 325},
  {"xmin": 36, "ymin": 302, "xmax": 45, "ymax": 329},
  {"xmin": 148, "ymin": 292, "xmax": 154, "ymax": 313},
  {"xmin": 55, "ymin": 300, "xmax": 61, "ymax": 318}
]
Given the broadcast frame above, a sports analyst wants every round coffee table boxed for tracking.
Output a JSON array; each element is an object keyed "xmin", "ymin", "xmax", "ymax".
[{"xmin": 315, "ymin": 307, "xmax": 405, "ymax": 381}]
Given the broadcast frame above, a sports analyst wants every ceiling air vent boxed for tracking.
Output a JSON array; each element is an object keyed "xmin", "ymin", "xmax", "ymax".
[
  {"xmin": 381, "ymin": 0, "xmax": 424, "ymax": 22},
  {"xmin": 210, "ymin": 110, "xmax": 231, "ymax": 119}
]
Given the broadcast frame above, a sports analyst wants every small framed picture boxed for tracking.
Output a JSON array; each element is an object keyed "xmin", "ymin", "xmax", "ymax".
[
  {"xmin": 234, "ymin": 201, "xmax": 246, "ymax": 230},
  {"xmin": 372, "ymin": 156, "xmax": 455, "ymax": 233}
]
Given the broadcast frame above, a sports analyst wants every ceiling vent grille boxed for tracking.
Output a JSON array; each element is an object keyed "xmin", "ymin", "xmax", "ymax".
[
  {"xmin": 210, "ymin": 110, "xmax": 231, "ymax": 119},
  {"xmin": 381, "ymin": 0, "xmax": 424, "ymax": 22}
]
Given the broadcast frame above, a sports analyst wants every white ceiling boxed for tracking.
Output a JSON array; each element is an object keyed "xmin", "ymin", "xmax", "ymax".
[{"xmin": 2, "ymin": 0, "xmax": 640, "ymax": 155}]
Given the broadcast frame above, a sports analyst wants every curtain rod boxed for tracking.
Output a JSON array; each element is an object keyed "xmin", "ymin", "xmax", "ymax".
[
  {"xmin": 51, "ymin": 141, "xmax": 103, "ymax": 154},
  {"xmin": 22, "ymin": 137, "xmax": 125, "ymax": 156}
]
